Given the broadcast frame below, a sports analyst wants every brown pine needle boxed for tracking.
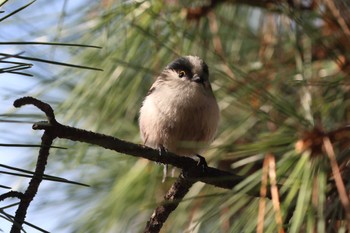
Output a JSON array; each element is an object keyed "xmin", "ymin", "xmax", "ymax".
[
  {"xmin": 323, "ymin": 137, "xmax": 350, "ymax": 230},
  {"xmin": 257, "ymin": 154, "xmax": 285, "ymax": 233},
  {"xmin": 324, "ymin": 0, "xmax": 350, "ymax": 38},
  {"xmin": 268, "ymin": 154, "xmax": 284, "ymax": 233},
  {"xmin": 257, "ymin": 155, "xmax": 269, "ymax": 233}
]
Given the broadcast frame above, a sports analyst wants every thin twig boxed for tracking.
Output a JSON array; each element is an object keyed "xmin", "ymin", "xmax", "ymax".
[
  {"xmin": 144, "ymin": 173, "xmax": 195, "ymax": 233},
  {"xmin": 0, "ymin": 191, "xmax": 23, "ymax": 202},
  {"xmin": 14, "ymin": 96, "xmax": 56, "ymax": 124},
  {"xmin": 10, "ymin": 130, "xmax": 55, "ymax": 233}
]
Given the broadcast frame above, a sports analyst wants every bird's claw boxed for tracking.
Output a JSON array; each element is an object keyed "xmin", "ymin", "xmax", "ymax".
[{"xmin": 195, "ymin": 154, "xmax": 208, "ymax": 173}]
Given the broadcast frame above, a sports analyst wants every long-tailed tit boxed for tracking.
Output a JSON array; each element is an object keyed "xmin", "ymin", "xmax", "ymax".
[{"xmin": 139, "ymin": 55, "xmax": 219, "ymax": 179}]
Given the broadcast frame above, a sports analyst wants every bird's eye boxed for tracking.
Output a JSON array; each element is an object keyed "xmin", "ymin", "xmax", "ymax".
[{"xmin": 178, "ymin": 70, "xmax": 186, "ymax": 78}]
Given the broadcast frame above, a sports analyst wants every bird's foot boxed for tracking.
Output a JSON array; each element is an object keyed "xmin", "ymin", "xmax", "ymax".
[{"xmin": 183, "ymin": 154, "xmax": 208, "ymax": 178}]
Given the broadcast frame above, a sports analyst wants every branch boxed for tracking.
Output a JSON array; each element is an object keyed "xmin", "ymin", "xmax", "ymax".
[
  {"xmin": 10, "ymin": 129, "xmax": 55, "ymax": 233},
  {"xmin": 13, "ymin": 96, "xmax": 56, "ymax": 124},
  {"xmin": 0, "ymin": 191, "xmax": 23, "ymax": 202},
  {"xmin": 10, "ymin": 96, "xmax": 266, "ymax": 232},
  {"xmin": 13, "ymin": 96, "xmax": 247, "ymax": 191},
  {"xmin": 144, "ymin": 172, "xmax": 195, "ymax": 233}
]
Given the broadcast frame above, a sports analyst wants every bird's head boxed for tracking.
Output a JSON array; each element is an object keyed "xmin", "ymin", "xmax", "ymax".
[{"xmin": 158, "ymin": 55, "xmax": 213, "ymax": 91}]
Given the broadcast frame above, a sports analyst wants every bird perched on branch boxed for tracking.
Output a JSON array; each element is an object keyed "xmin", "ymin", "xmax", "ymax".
[{"xmin": 139, "ymin": 55, "xmax": 220, "ymax": 180}]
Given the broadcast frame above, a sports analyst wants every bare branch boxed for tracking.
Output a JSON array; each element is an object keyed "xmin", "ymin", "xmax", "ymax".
[
  {"xmin": 144, "ymin": 173, "xmax": 195, "ymax": 233},
  {"xmin": 11, "ymin": 96, "xmax": 263, "ymax": 232},
  {"xmin": 8, "ymin": 96, "xmax": 272, "ymax": 233},
  {"xmin": 10, "ymin": 130, "xmax": 55, "ymax": 233},
  {"xmin": 0, "ymin": 191, "xmax": 23, "ymax": 202},
  {"xmin": 13, "ymin": 96, "xmax": 56, "ymax": 124}
]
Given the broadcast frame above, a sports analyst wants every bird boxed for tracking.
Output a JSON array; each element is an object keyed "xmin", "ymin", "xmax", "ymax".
[{"xmin": 139, "ymin": 55, "xmax": 220, "ymax": 180}]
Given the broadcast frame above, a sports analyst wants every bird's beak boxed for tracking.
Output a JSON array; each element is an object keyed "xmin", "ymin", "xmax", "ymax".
[{"xmin": 192, "ymin": 74, "xmax": 204, "ymax": 84}]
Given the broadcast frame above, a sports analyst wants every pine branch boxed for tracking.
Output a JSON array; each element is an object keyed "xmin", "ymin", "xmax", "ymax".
[
  {"xmin": 0, "ymin": 191, "xmax": 23, "ymax": 202},
  {"xmin": 11, "ymin": 96, "xmax": 260, "ymax": 232},
  {"xmin": 10, "ymin": 130, "xmax": 55, "ymax": 233},
  {"xmin": 144, "ymin": 172, "xmax": 195, "ymax": 233}
]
